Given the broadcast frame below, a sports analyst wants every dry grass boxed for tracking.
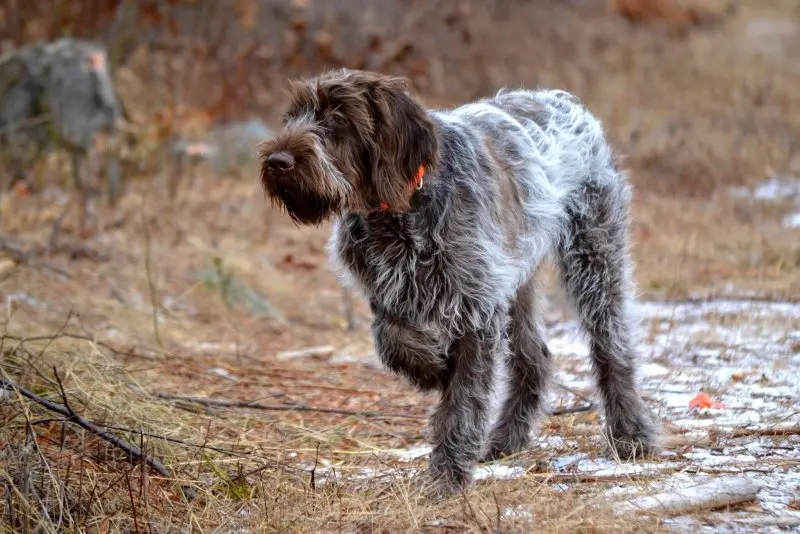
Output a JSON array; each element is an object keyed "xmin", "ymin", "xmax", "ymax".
[
  {"xmin": 0, "ymin": 340, "xmax": 662, "ymax": 532},
  {"xmin": 633, "ymin": 192, "xmax": 800, "ymax": 298},
  {"xmin": 2, "ymin": 0, "xmax": 800, "ymax": 532}
]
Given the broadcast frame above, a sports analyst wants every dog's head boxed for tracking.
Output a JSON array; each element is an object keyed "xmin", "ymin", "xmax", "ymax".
[{"xmin": 258, "ymin": 69, "xmax": 438, "ymax": 225}]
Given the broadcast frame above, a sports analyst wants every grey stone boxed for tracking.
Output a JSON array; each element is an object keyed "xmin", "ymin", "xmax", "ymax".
[
  {"xmin": 0, "ymin": 37, "xmax": 124, "ymax": 210},
  {"xmin": 172, "ymin": 119, "xmax": 273, "ymax": 174}
]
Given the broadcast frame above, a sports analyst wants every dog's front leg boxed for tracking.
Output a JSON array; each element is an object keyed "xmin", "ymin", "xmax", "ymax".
[
  {"xmin": 425, "ymin": 312, "xmax": 502, "ymax": 495},
  {"xmin": 371, "ymin": 303, "xmax": 448, "ymax": 392}
]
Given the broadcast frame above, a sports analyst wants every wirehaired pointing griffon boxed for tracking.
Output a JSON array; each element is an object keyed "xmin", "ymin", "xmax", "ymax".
[{"xmin": 259, "ymin": 69, "xmax": 659, "ymax": 495}]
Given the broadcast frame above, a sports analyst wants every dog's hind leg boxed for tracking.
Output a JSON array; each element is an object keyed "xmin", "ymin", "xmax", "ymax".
[
  {"xmin": 482, "ymin": 276, "xmax": 552, "ymax": 461},
  {"xmin": 558, "ymin": 172, "xmax": 658, "ymax": 460}
]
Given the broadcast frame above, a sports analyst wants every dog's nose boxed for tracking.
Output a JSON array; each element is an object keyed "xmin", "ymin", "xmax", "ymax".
[{"xmin": 267, "ymin": 152, "xmax": 295, "ymax": 174}]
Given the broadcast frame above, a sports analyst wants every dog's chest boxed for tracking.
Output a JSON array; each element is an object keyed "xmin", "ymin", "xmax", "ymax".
[
  {"xmin": 332, "ymin": 214, "xmax": 504, "ymax": 329},
  {"xmin": 336, "ymin": 214, "xmax": 441, "ymax": 297}
]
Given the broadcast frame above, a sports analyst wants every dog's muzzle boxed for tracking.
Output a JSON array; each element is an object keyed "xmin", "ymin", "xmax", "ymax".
[{"xmin": 261, "ymin": 151, "xmax": 340, "ymax": 225}]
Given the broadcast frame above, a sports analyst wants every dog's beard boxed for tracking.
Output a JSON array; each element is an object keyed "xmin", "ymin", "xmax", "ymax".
[
  {"xmin": 262, "ymin": 137, "xmax": 351, "ymax": 226},
  {"xmin": 271, "ymin": 181, "xmax": 338, "ymax": 225}
]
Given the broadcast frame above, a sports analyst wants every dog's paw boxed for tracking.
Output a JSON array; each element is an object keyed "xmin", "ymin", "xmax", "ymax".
[
  {"xmin": 479, "ymin": 447, "xmax": 505, "ymax": 464},
  {"xmin": 604, "ymin": 433, "xmax": 658, "ymax": 460},
  {"xmin": 479, "ymin": 441, "xmax": 520, "ymax": 463},
  {"xmin": 480, "ymin": 429, "xmax": 530, "ymax": 463},
  {"xmin": 420, "ymin": 456, "xmax": 474, "ymax": 500},
  {"xmin": 406, "ymin": 468, "xmax": 462, "ymax": 502},
  {"xmin": 603, "ymin": 404, "xmax": 661, "ymax": 460}
]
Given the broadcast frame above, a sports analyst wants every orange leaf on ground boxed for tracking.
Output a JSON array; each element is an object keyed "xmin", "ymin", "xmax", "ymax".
[
  {"xmin": 13, "ymin": 182, "xmax": 31, "ymax": 198},
  {"xmin": 689, "ymin": 392, "xmax": 725, "ymax": 410}
]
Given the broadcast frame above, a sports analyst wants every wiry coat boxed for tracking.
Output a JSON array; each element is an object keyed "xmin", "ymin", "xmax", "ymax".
[{"xmin": 259, "ymin": 70, "xmax": 658, "ymax": 494}]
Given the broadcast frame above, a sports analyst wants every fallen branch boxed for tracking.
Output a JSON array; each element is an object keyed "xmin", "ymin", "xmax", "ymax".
[
  {"xmin": 0, "ymin": 236, "xmax": 71, "ymax": 279},
  {"xmin": 726, "ymin": 515, "xmax": 800, "ymax": 528},
  {"xmin": 0, "ymin": 372, "xmax": 195, "ymax": 501},
  {"xmin": 50, "ymin": 242, "xmax": 110, "ymax": 262},
  {"xmin": 154, "ymin": 393, "xmax": 426, "ymax": 420},
  {"xmin": 156, "ymin": 392, "xmax": 593, "ymax": 421},
  {"xmin": 3, "ymin": 332, "xmax": 161, "ymax": 361},
  {"xmin": 532, "ymin": 459, "xmax": 791, "ymax": 484},
  {"xmin": 530, "ymin": 468, "xmax": 679, "ymax": 484},
  {"xmin": 714, "ymin": 425, "xmax": 800, "ymax": 438},
  {"xmin": 616, "ymin": 476, "xmax": 761, "ymax": 516},
  {"xmin": 641, "ymin": 295, "xmax": 800, "ymax": 306}
]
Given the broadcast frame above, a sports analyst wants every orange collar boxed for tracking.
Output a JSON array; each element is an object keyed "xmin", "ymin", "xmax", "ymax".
[{"xmin": 376, "ymin": 165, "xmax": 425, "ymax": 212}]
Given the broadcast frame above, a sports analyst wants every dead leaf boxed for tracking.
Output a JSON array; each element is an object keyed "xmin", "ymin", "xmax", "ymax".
[
  {"xmin": 13, "ymin": 181, "xmax": 31, "ymax": 198},
  {"xmin": 689, "ymin": 391, "xmax": 725, "ymax": 410},
  {"xmin": 278, "ymin": 254, "xmax": 318, "ymax": 270}
]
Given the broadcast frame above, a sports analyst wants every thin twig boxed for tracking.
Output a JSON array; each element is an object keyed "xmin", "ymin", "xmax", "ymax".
[
  {"xmin": 459, "ymin": 491, "xmax": 488, "ymax": 533},
  {"xmin": 52, "ymin": 367, "xmax": 74, "ymax": 415},
  {"xmin": 528, "ymin": 470, "xmax": 678, "ymax": 484},
  {"xmin": 553, "ymin": 382, "xmax": 594, "ymax": 406},
  {"xmin": 124, "ymin": 468, "xmax": 141, "ymax": 534},
  {"xmin": 154, "ymin": 392, "xmax": 427, "ymax": 420},
  {"xmin": 5, "ymin": 345, "xmax": 59, "ymax": 390},
  {"xmin": 550, "ymin": 403, "xmax": 594, "ymax": 417},
  {"xmin": 95, "ymin": 422, "xmax": 256, "ymax": 457},
  {"xmin": 139, "ymin": 429, "xmax": 153, "ymax": 534},
  {"xmin": 93, "ymin": 462, "xmax": 140, "ymax": 506},
  {"xmin": 491, "ymin": 491, "xmax": 502, "ymax": 531},
  {"xmin": 140, "ymin": 208, "xmax": 162, "ymax": 348},
  {"xmin": 310, "ymin": 443, "xmax": 320, "ymax": 491},
  {"xmin": 19, "ymin": 395, "xmax": 60, "ymax": 525},
  {"xmin": 34, "ymin": 313, "xmax": 75, "ymax": 363},
  {"xmin": 0, "ymin": 373, "xmax": 195, "ymax": 501}
]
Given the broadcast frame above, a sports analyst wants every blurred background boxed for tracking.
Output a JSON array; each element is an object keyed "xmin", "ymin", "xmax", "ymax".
[
  {"xmin": 1, "ymin": 1, "xmax": 799, "ymax": 532},
  {"xmin": 2, "ymin": 1, "xmax": 799, "ymax": 295}
]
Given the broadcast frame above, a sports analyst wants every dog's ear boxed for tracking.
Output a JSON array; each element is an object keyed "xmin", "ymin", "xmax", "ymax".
[{"xmin": 370, "ymin": 77, "xmax": 437, "ymax": 210}]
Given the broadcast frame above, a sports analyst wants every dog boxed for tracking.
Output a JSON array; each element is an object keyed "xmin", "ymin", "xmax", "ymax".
[{"xmin": 258, "ymin": 69, "xmax": 659, "ymax": 495}]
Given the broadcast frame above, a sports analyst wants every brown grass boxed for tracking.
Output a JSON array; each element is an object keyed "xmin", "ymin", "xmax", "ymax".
[{"xmin": 2, "ymin": 0, "xmax": 800, "ymax": 531}]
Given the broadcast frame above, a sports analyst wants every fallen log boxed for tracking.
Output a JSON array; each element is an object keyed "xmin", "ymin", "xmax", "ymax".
[
  {"xmin": 276, "ymin": 345, "xmax": 335, "ymax": 361},
  {"xmin": 617, "ymin": 476, "xmax": 761, "ymax": 516}
]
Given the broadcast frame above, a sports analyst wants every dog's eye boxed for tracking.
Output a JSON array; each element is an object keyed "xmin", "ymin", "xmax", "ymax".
[{"xmin": 328, "ymin": 114, "xmax": 348, "ymax": 129}]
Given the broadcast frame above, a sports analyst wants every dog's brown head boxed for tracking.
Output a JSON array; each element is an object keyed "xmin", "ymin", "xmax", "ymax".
[{"xmin": 258, "ymin": 69, "xmax": 438, "ymax": 225}]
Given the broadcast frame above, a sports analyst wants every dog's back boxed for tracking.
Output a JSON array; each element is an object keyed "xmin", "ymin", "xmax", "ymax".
[
  {"xmin": 426, "ymin": 89, "xmax": 619, "ymax": 284},
  {"xmin": 452, "ymin": 89, "xmax": 616, "ymax": 194}
]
